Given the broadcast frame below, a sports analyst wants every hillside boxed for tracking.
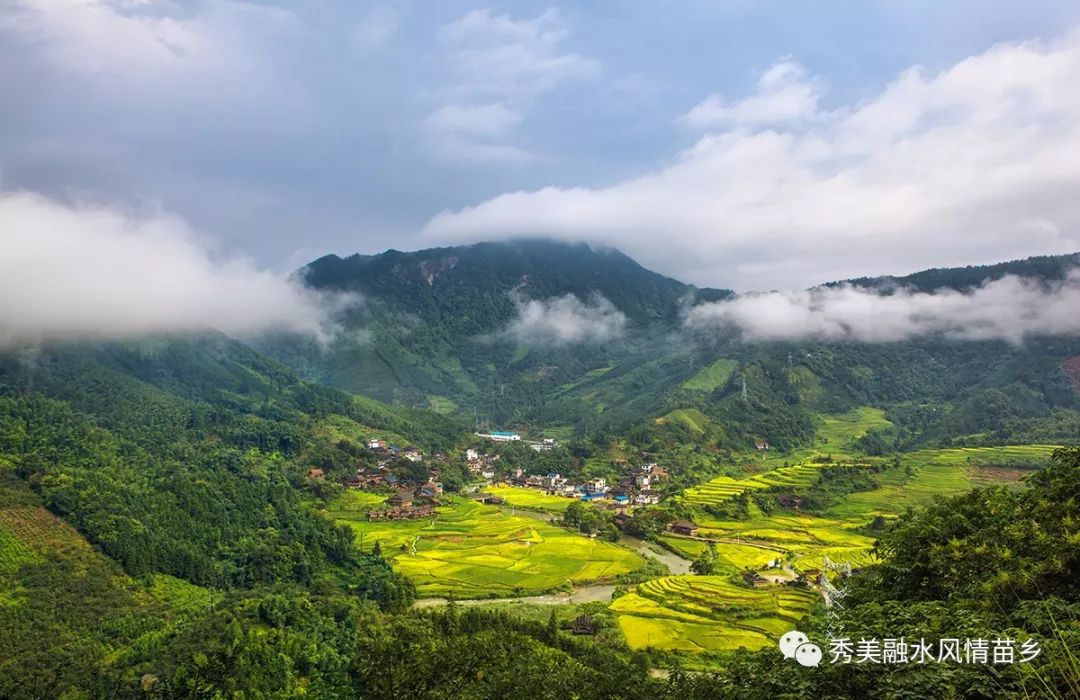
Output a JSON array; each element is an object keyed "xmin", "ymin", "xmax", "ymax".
[{"xmin": 258, "ymin": 240, "xmax": 732, "ymax": 428}]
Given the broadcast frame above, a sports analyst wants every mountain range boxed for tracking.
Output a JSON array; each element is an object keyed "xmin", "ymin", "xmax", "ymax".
[{"xmin": 251, "ymin": 241, "xmax": 1080, "ymax": 456}]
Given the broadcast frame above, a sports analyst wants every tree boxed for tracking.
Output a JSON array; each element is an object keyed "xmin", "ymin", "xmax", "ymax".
[{"xmin": 690, "ymin": 545, "xmax": 716, "ymax": 576}]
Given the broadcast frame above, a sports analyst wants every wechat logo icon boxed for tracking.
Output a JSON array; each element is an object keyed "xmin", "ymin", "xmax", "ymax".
[{"xmin": 779, "ymin": 630, "xmax": 823, "ymax": 667}]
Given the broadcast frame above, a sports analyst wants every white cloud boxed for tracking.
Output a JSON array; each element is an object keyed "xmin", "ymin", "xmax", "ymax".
[
  {"xmin": 351, "ymin": 4, "xmax": 399, "ymax": 51},
  {"xmin": 684, "ymin": 271, "xmax": 1080, "ymax": 344},
  {"xmin": 423, "ymin": 103, "xmax": 535, "ymax": 163},
  {"xmin": 3, "ymin": 0, "xmax": 212, "ymax": 74},
  {"xmin": 503, "ymin": 293, "xmax": 626, "ymax": 345},
  {"xmin": 439, "ymin": 8, "xmax": 600, "ymax": 100},
  {"xmin": 424, "ymin": 8, "xmax": 600, "ymax": 164},
  {"xmin": 683, "ymin": 60, "xmax": 822, "ymax": 129},
  {"xmin": 425, "ymin": 103, "xmax": 522, "ymax": 138},
  {"xmin": 423, "ymin": 32, "xmax": 1080, "ymax": 290},
  {"xmin": 1, "ymin": 0, "xmax": 296, "ymax": 85},
  {"xmin": 0, "ymin": 191, "xmax": 354, "ymax": 347}
]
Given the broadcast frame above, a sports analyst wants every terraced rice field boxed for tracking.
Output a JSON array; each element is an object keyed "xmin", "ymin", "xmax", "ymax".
[
  {"xmin": 680, "ymin": 407, "xmax": 897, "ymax": 508},
  {"xmin": 331, "ymin": 496, "xmax": 645, "ymax": 598},
  {"xmin": 611, "ymin": 575, "xmax": 819, "ymax": 652},
  {"xmin": 681, "ymin": 463, "xmax": 823, "ymax": 506},
  {"xmin": 631, "ymin": 441, "xmax": 1059, "ymax": 655},
  {"xmin": 824, "ymin": 445, "xmax": 1057, "ymax": 519}
]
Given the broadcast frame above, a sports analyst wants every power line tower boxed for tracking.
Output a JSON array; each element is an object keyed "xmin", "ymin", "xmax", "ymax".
[{"xmin": 741, "ymin": 376, "xmax": 748, "ymax": 402}]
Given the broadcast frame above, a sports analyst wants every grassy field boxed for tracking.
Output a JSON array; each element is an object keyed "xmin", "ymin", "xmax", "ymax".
[
  {"xmin": 329, "ymin": 495, "xmax": 646, "ymax": 598},
  {"xmin": 317, "ymin": 414, "xmax": 411, "ymax": 451},
  {"xmin": 758, "ymin": 406, "xmax": 892, "ymax": 468},
  {"xmin": 611, "ymin": 575, "xmax": 819, "ymax": 652},
  {"xmin": 682, "ymin": 358, "xmax": 737, "ymax": 392},
  {"xmin": 426, "ymin": 395, "xmax": 458, "ymax": 415},
  {"xmin": 824, "ymin": 444, "xmax": 1057, "ymax": 519},
  {"xmin": 486, "ymin": 484, "xmax": 576, "ymax": 513}
]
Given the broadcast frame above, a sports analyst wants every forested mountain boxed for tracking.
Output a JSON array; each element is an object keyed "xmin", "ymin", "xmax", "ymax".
[
  {"xmin": 262, "ymin": 242, "xmax": 1080, "ymax": 458},
  {"xmin": 302, "ymin": 240, "xmax": 727, "ymax": 330},
  {"xmin": 257, "ymin": 241, "xmax": 732, "ymax": 424},
  {"xmin": 840, "ymin": 252, "xmax": 1080, "ymax": 292}
]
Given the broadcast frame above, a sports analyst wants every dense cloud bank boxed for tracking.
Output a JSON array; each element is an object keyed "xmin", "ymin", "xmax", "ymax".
[
  {"xmin": 425, "ymin": 33, "xmax": 1080, "ymax": 289},
  {"xmin": 0, "ymin": 192, "xmax": 353, "ymax": 347},
  {"xmin": 684, "ymin": 271, "xmax": 1080, "ymax": 344}
]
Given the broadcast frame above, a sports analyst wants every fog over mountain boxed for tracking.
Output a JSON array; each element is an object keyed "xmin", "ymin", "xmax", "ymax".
[{"xmin": 684, "ymin": 271, "xmax": 1080, "ymax": 344}]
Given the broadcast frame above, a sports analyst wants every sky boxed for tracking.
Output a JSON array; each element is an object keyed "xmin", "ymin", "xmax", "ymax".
[{"xmin": 3, "ymin": 0, "xmax": 1080, "ymax": 294}]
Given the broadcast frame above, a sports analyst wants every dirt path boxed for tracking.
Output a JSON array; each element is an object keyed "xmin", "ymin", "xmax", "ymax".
[{"xmin": 413, "ymin": 584, "xmax": 618, "ymax": 609}]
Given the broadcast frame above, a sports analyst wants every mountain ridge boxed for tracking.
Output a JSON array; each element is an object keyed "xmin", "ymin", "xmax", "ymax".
[{"xmin": 262, "ymin": 241, "xmax": 1080, "ymax": 437}]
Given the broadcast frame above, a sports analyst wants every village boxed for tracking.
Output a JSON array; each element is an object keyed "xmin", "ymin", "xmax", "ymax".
[
  {"xmin": 311, "ymin": 432, "xmax": 841, "ymax": 595},
  {"xmin": 317, "ymin": 431, "xmax": 674, "ymax": 524}
]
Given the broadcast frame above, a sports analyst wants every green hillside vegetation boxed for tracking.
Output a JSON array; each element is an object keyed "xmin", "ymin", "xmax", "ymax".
[{"xmin": 0, "ymin": 474, "xmax": 219, "ymax": 696}]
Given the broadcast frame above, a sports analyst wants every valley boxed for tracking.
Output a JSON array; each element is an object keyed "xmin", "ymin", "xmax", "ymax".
[
  {"xmin": 318, "ymin": 401, "xmax": 1059, "ymax": 661},
  {"xmin": 1, "ymin": 244, "xmax": 1078, "ymax": 697}
]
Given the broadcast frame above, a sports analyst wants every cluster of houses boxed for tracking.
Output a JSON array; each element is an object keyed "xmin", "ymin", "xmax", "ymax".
[
  {"xmin": 368, "ymin": 487, "xmax": 440, "ymax": 521},
  {"xmin": 465, "ymin": 448, "xmax": 499, "ymax": 480},
  {"xmin": 338, "ymin": 440, "xmax": 442, "ymax": 491},
  {"xmin": 331, "ymin": 435, "xmax": 675, "ymax": 520},
  {"xmin": 327, "ymin": 439, "xmax": 448, "ymax": 521},
  {"xmin": 503, "ymin": 459, "xmax": 669, "ymax": 507}
]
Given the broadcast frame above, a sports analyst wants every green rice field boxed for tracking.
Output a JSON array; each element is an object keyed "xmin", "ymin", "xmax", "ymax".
[
  {"xmin": 330, "ymin": 495, "xmax": 646, "ymax": 597},
  {"xmin": 486, "ymin": 484, "xmax": 576, "ymax": 513},
  {"xmin": 610, "ymin": 575, "xmax": 819, "ymax": 652},
  {"xmin": 623, "ymin": 441, "xmax": 1058, "ymax": 656}
]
